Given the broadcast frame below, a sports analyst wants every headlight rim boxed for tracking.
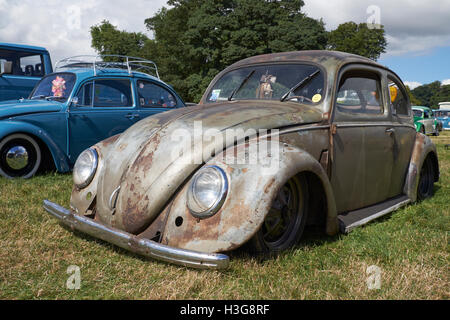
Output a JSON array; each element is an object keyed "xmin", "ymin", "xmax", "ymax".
[
  {"xmin": 73, "ymin": 147, "xmax": 98, "ymax": 189},
  {"xmin": 187, "ymin": 165, "xmax": 228, "ymax": 219}
]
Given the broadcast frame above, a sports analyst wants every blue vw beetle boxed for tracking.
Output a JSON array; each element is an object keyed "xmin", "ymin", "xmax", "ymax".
[{"xmin": 0, "ymin": 55, "xmax": 186, "ymax": 178}]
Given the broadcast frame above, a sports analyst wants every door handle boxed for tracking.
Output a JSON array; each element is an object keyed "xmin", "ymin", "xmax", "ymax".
[
  {"xmin": 385, "ymin": 128, "xmax": 395, "ymax": 135},
  {"xmin": 125, "ymin": 113, "xmax": 140, "ymax": 119}
]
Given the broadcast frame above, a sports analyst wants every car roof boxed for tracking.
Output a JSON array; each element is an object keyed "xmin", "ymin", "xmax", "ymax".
[
  {"xmin": 0, "ymin": 42, "xmax": 48, "ymax": 53},
  {"xmin": 412, "ymin": 106, "xmax": 431, "ymax": 111},
  {"xmin": 228, "ymin": 50, "xmax": 384, "ymax": 69},
  {"xmin": 51, "ymin": 68, "xmax": 168, "ymax": 85}
]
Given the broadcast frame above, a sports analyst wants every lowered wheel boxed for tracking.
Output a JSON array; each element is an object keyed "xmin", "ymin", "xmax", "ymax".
[
  {"xmin": 0, "ymin": 134, "xmax": 41, "ymax": 179},
  {"xmin": 249, "ymin": 174, "xmax": 309, "ymax": 254},
  {"xmin": 417, "ymin": 156, "xmax": 435, "ymax": 200}
]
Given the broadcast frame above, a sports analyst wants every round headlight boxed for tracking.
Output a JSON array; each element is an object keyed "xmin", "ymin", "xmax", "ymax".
[
  {"xmin": 187, "ymin": 165, "xmax": 228, "ymax": 219},
  {"xmin": 73, "ymin": 148, "xmax": 98, "ymax": 189}
]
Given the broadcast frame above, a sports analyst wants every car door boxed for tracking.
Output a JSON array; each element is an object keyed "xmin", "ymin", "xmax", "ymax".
[
  {"xmin": 68, "ymin": 78, "xmax": 139, "ymax": 162},
  {"xmin": 330, "ymin": 65, "xmax": 394, "ymax": 213},
  {"xmin": 387, "ymin": 75, "xmax": 416, "ymax": 198},
  {"xmin": 0, "ymin": 49, "xmax": 44, "ymax": 101},
  {"xmin": 135, "ymin": 79, "xmax": 180, "ymax": 119}
]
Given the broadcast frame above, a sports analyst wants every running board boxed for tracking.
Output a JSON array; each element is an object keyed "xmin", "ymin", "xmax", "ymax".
[{"xmin": 337, "ymin": 195, "xmax": 411, "ymax": 233}]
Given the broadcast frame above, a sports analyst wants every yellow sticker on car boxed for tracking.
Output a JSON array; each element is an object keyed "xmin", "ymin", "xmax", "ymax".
[{"xmin": 312, "ymin": 94, "xmax": 322, "ymax": 103}]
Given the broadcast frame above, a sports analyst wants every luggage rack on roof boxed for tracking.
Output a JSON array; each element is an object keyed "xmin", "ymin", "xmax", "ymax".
[{"xmin": 55, "ymin": 55, "xmax": 160, "ymax": 79}]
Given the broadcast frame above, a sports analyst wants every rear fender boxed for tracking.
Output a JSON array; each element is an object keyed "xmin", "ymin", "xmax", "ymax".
[{"xmin": 404, "ymin": 132, "xmax": 439, "ymax": 202}]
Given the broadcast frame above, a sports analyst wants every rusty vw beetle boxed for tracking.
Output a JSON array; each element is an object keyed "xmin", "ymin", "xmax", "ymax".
[{"xmin": 44, "ymin": 51, "xmax": 439, "ymax": 269}]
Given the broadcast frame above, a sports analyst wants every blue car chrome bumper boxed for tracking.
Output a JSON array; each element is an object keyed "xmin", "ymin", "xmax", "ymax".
[{"xmin": 43, "ymin": 200, "xmax": 230, "ymax": 270}]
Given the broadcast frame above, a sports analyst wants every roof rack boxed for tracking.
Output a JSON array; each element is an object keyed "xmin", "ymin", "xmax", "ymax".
[{"xmin": 55, "ymin": 55, "xmax": 160, "ymax": 79}]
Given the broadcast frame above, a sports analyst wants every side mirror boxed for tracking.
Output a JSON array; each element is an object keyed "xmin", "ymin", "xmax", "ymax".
[
  {"xmin": 0, "ymin": 61, "xmax": 12, "ymax": 76},
  {"xmin": 70, "ymin": 96, "xmax": 79, "ymax": 106}
]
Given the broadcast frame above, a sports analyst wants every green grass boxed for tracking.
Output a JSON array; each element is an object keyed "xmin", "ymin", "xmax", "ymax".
[{"xmin": 0, "ymin": 133, "xmax": 449, "ymax": 300}]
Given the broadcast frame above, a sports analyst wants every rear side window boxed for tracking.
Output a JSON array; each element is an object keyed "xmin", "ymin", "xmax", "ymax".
[
  {"xmin": 137, "ymin": 80, "xmax": 177, "ymax": 108},
  {"xmin": 0, "ymin": 49, "xmax": 44, "ymax": 77},
  {"xmin": 388, "ymin": 78, "xmax": 409, "ymax": 116},
  {"xmin": 336, "ymin": 72, "xmax": 383, "ymax": 114}
]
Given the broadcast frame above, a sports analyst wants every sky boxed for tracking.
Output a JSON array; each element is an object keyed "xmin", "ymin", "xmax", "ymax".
[{"xmin": 0, "ymin": 0, "xmax": 449, "ymax": 89}]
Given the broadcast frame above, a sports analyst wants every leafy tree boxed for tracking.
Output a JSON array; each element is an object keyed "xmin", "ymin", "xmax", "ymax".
[
  {"xmin": 327, "ymin": 22, "xmax": 387, "ymax": 60},
  {"xmin": 90, "ymin": 1, "xmax": 386, "ymax": 102},
  {"xmin": 405, "ymin": 86, "xmax": 422, "ymax": 106},
  {"xmin": 91, "ymin": 20, "xmax": 151, "ymax": 58}
]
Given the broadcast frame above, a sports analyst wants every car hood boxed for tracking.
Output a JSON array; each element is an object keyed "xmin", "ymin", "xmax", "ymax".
[
  {"xmin": 95, "ymin": 100, "xmax": 324, "ymax": 233},
  {"xmin": 0, "ymin": 99, "xmax": 63, "ymax": 119}
]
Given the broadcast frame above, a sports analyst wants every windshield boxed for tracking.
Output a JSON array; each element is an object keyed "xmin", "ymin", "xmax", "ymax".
[
  {"xmin": 30, "ymin": 73, "xmax": 76, "ymax": 101},
  {"xmin": 206, "ymin": 64, "xmax": 324, "ymax": 104},
  {"xmin": 413, "ymin": 109, "xmax": 423, "ymax": 117}
]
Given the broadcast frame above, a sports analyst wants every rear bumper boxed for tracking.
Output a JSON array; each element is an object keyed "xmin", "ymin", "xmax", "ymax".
[{"xmin": 43, "ymin": 200, "xmax": 230, "ymax": 270}]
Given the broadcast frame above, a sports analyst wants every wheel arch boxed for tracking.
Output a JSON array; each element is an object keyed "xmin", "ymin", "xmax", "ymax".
[
  {"xmin": 404, "ymin": 132, "xmax": 439, "ymax": 202},
  {"xmin": 160, "ymin": 141, "xmax": 339, "ymax": 253},
  {"xmin": 0, "ymin": 122, "xmax": 70, "ymax": 173}
]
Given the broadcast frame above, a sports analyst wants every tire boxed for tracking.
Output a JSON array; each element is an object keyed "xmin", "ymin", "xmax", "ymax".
[
  {"xmin": 419, "ymin": 126, "xmax": 425, "ymax": 135},
  {"xmin": 417, "ymin": 156, "xmax": 434, "ymax": 201},
  {"xmin": 248, "ymin": 174, "xmax": 309, "ymax": 255},
  {"xmin": 0, "ymin": 134, "xmax": 41, "ymax": 179}
]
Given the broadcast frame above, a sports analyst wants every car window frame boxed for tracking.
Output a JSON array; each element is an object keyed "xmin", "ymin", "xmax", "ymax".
[
  {"xmin": 202, "ymin": 61, "xmax": 328, "ymax": 106},
  {"xmin": 135, "ymin": 78, "xmax": 179, "ymax": 109},
  {"xmin": 0, "ymin": 48, "xmax": 45, "ymax": 78},
  {"xmin": 387, "ymin": 73, "xmax": 411, "ymax": 118},
  {"xmin": 332, "ymin": 64, "xmax": 388, "ymax": 123},
  {"xmin": 72, "ymin": 77, "xmax": 136, "ymax": 109}
]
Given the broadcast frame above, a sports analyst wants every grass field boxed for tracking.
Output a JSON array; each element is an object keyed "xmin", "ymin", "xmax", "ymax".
[{"xmin": 0, "ymin": 132, "xmax": 449, "ymax": 300}]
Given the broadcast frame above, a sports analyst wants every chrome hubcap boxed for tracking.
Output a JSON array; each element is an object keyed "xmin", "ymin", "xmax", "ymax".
[{"xmin": 6, "ymin": 146, "xmax": 28, "ymax": 170}]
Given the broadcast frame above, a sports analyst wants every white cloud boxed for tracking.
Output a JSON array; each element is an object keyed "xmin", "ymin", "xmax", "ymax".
[
  {"xmin": 0, "ymin": 0, "xmax": 167, "ymax": 65},
  {"xmin": 302, "ymin": 0, "xmax": 450, "ymax": 57},
  {"xmin": 442, "ymin": 79, "xmax": 450, "ymax": 85},
  {"xmin": 404, "ymin": 81, "xmax": 422, "ymax": 89},
  {"xmin": 1, "ymin": 0, "xmax": 449, "ymax": 66}
]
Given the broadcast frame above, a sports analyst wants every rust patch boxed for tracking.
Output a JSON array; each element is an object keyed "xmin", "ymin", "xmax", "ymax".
[{"xmin": 264, "ymin": 177, "xmax": 276, "ymax": 194}]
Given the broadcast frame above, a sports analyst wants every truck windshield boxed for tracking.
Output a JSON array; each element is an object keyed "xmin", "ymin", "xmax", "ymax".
[
  {"xmin": 205, "ymin": 64, "xmax": 324, "ymax": 104},
  {"xmin": 30, "ymin": 73, "xmax": 76, "ymax": 101}
]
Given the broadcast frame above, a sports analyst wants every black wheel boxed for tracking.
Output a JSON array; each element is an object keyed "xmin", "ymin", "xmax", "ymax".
[
  {"xmin": 419, "ymin": 126, "xmax": 425, "ymax": 134},
  {"xmin": 249, "ymin": 175, "xmax": 309, "ymax": 254},
  {"xmin": 0, "ymin": 134, "xmax": 41, "ymax": 179},
  {"xmin": 417, "ymin": 156, "xmax": 434, "ymax": 200}
]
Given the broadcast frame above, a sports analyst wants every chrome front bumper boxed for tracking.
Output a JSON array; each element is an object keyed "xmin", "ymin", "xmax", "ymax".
[{"xmin": 43, "ymin": 200, "xmax": 230, "ymax": 270}]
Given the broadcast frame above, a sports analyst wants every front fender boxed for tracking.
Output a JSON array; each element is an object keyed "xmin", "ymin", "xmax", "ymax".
[
  {"xmin": 0, "ymin": 120, "xmax": 70, "ymax": 172},
  {"xmin": 404, "ymin": 132, "xmax": 439, "ymax": 202},
  {"xmin": 160, "ymin": 140, "xmax": 338, "ymax": 253}
]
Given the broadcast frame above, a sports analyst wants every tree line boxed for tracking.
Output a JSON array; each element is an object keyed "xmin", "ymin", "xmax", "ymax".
[
  {"xmin": 91, "ymin": 0, "xmax": 387, "ymax": 103},
  {"xmin": 407, "ymin": 82, "xmax": 450, "ymax": 109}
]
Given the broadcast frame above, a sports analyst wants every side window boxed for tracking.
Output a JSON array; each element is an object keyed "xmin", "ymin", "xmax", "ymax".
[
  {"xmin": 75, "ymin": 81, "xmax": 94, "ymax": 107},
  {"xmin": 20, "ymin": 54, "xmax": 44, "ymax": 77},
  {"xmin": 336, "ymin": 72, "xmax": 383, "ymax": 114},
  {"xmin": 388, "ymin": 78, "xmax": 409, "ymax": 116},
  {"xmin": 93, "ymin": 79, "xmax": 133, "ymax": 107},
  {"xmin": 137, "ymin": 80, "xmax": 177, "ymax": 108},
  {"xmin": 424, "ymin": 110, "xmax": 430, "ymax": 119},
  {"xmin": 0, "ymin": 49, "xmax": 44, "ymax": 77}
]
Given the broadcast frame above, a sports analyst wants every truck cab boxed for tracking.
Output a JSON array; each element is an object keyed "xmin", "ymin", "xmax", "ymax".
[{"xmin": 0, "ymin": 43, "xmax": 53, "ymax": 101}]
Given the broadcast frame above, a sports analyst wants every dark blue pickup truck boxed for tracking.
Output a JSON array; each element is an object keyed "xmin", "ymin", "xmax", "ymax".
[{"xmin": 0, "ymin": 43, "xmax": 53, "ymax": 101}]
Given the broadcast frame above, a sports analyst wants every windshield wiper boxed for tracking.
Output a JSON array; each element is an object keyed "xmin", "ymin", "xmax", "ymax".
[
  {"xmin": 280, "ymin": 70, "xmax": 320, "ymax": 102},
  {"xmin": 228, "ymin": 70, "xmax": 255, "ymax": 101}
]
